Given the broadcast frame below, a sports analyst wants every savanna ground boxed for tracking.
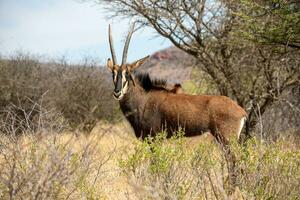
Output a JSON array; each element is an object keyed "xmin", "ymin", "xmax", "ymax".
[{"xmin": 1, "ymin": 120, "xmax": 299, "ymax": 200}]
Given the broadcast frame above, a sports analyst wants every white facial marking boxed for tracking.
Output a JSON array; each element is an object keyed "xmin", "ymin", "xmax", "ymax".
[
  {"xmin": 112, "ymin": 69, "xmax": 130, "ymax": 100},
  {"xmin": 113, "ymin": 70, "xmax": 118, "ymax": 82},
  {"xmin": 121, "ymin": 70, "xmax": 128, "ymax": 94}
]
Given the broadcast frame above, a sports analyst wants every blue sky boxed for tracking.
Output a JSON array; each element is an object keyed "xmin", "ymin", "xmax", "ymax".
[{"xmin": 0, "ymin": 0, "xmax": 171, "ymax": 64}]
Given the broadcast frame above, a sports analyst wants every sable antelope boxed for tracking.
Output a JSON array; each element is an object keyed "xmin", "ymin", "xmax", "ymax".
[{"xmin": 106, "ymin": 24, "xmax": 247, "ymax": 144}]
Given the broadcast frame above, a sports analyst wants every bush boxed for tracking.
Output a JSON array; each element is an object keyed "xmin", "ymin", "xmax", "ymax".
[
  {"xmin": 120, "ymin": 133, "xmax": 300, "ymax": 199},
  {"xmin": 233, "ymin": 138, "xmax": 300, "ymax": 199},
  {"xmin": 0, "ymin": 105, "xmax": 116, "ymax": 199},
  {"xmin": 0, "ymin": 53, "xmax": 119, "ymax": 132},
  {"xmin": 0, "ymin": 97, "xmax": 67, "ymax": 136}
]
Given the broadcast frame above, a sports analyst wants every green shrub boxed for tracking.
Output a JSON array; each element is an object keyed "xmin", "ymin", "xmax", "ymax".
[
  {"xmin": 232, "ymin": 138, "xmax": 300, "ymax": 199},
  {"xmin": 120, "ymin": 133, "xmax": 300, "ymax": 199}
]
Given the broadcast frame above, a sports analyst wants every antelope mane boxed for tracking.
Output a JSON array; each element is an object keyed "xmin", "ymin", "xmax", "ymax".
[{"xmin": 135, "ymin": 73, "xmax": 169, "ymax": 92}]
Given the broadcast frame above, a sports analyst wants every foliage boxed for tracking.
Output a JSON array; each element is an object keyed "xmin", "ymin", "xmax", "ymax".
[
  {"xmin": 0, "ymin": 53, "xmax": 119, "ymax": 132},
  {"xmin": 120, "ymin": 133, "xmax": 300, "ymax": 199},
  {"xmin": 182, "ymin": 68, "xmax": 219, "ymax": 95},
  {"xmin": 97, "ymin": 0, "xmax": 300, "ymax": 138},
  {"xmin": 235, "ymin": 0, "xmax": 300, "ymax": 48},
  {"xmin": 232, "ymin": 138, "xmax": 300, "ymax": 199}
]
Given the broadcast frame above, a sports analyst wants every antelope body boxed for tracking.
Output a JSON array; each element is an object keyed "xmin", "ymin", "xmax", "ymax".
[{"xmin": 107, "ymin": 24, "xmax": 247, "ymax": 144}]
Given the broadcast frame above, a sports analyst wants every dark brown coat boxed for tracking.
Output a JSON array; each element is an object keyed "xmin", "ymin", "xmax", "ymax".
[
  {"xmin": 107, "ymin": 24, "xmax": 246, "ymax": 144},
  {"xmin": 120, "ymin": 74, "xmax": 247, "ymax": 143}
]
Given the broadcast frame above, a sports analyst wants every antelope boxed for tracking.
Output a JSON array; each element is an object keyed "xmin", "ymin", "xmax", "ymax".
[{"xmin": 106, "ymin": 23, "xmax": 247, "ymax": 144}]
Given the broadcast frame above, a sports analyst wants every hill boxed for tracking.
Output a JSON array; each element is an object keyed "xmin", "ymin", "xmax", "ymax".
[{"xmin": 139, "ymin": 46, "xmax": 194, "ymax": 83}]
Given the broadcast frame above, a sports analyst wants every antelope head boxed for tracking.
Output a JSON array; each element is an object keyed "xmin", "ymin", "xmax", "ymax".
[{"xmin": 107, "ymin": 23, "xmax": 149, "ymax": 100}]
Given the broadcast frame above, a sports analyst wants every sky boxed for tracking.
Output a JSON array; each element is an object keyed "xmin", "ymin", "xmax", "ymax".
[{"xmin": 0, "ymin": 0, "xmax": 171, "ymax": 64}]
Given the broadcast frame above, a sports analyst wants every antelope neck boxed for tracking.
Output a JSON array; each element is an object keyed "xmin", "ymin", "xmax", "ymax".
[{"xmin": 119, "ymin": 81, "xmax": 146, "ymax": 118}]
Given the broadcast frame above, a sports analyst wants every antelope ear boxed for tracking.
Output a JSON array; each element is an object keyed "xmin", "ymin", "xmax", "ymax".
[
  {"xmin": 128, "ymin": 55, "xmax": 150, "ymax": 72},
  {"xmin": 107, "ymin": 58, "xmax": 114, "ymax": 72}
]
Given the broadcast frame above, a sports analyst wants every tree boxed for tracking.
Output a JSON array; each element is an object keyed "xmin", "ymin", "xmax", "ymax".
[
  {"xmin": 97, "ymin": 0, "xmax": 300, "ymax": 138},
  {"xmin": 235, "ymin": 0, "xmax": 300, "ymax": 49}
]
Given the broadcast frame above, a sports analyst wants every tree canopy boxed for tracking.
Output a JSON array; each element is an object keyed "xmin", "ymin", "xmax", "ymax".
[{"xmin": 97, "ymin": 0, "xmax": 300, "ymax": 137}]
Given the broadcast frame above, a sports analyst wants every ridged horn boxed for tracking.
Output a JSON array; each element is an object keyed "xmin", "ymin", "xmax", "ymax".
[
  {"xmin": 121, "ymin": 22, "xmax": 135, "ymax": 65},
  {"xmin": 108, "ymin": 24, "xmax": 117, "ymax": 65}
]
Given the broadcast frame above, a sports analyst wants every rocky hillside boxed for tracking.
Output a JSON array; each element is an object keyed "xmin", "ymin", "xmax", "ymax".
[{"xmin": 138, "ymin": 47, "xmax": 194, "ymax": 84}]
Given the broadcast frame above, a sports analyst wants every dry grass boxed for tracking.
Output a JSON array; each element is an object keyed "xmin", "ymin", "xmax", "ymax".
[
  {"xmin": 0, "ymin": 120, "xmax": 137, "ymax": 200},
  {"xmin": 0, "ymin": 112, "xmax": 226, "ymax": 200},
  {"xmin": 0, "ymin": 101, "xmax": 299, "ymax": 200},
  {"xmin": 0, "ymin": 121, "xmax": 299, "ymax": 200}
]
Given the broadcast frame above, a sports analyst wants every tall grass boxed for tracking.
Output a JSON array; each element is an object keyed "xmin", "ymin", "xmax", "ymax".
[
  {"xmin": 0, "ymin": 103, "xmax": 118, "ymax": 199},
  {"xmin": 120, "ymin": 132, "xmax": 300, "ymax": 199},
  {"xmin": 0, "ymin": 105, "xmax": 299, "ymax": 199}
]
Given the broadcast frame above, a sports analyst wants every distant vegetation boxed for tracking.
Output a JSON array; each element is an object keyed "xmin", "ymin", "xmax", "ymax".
[{"xmin": 0, "ymin": 53, "xmax": 119, "ymax": 133}]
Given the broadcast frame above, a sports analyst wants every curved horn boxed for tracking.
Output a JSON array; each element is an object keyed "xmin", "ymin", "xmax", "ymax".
[
  {"xmin": 108, "ymin": 24, "xmax": 117, "ymax": 65},
  {"xmin": 121, "ymin": 22, "xmax": 135, "ymax": 65}
]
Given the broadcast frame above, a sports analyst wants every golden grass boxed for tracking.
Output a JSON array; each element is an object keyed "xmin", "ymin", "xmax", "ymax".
[
  {"xmin": 0, "ymin": 121, "xmax": 135, "ymax": 199},
  {"xmin": 0, "ymin": 120, "xmax": 219, "ymax": 200},
  {"xmin": 0, "ymin": 121, "xmax": 299, "ymax": 199}
]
